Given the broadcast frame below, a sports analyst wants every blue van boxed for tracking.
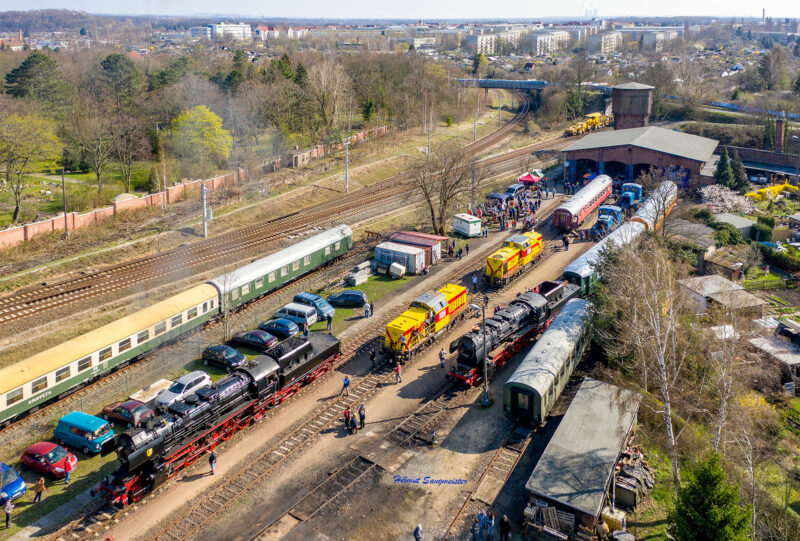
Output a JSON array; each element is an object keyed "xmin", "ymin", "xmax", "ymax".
[
  {"xmin": 0, "ymin": 463, "xmax": 26, "ymax": 505},
  {"xmin": 293, "ymin": 292, "xmax": 335, "ymax": 319},
  {"xmin": 54, "ymin": 412, "xmax": 114, "ymax": 455}
]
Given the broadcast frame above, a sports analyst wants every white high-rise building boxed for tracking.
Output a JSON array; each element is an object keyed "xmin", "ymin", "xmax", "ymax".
[{"xmin": 209, "ymin": 22, "xmax": 252, "ymax": 41}]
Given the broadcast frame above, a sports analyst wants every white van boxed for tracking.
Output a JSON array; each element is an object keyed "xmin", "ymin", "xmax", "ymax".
[{"xmin": 275, "ymin": 303, "xmax": 319, "ymax": 327}]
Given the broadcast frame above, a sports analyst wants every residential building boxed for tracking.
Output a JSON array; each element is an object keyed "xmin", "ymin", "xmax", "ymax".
[
  {"xmin": 497, "ymin": 30, "xmax": 522, "ymax": 48},
  {"xmin": 588, "ymin": 31, "xmax": 622, "ymax": 54},
  {"xmin": 526, "ymin": 32, "xmax": 555, "ymax": 56},
  {"xmin": 209, "ymin": 22, "xmax": 252, "ymax": 41},
  {"xmin": 641, "ymin": 30, "xmax": 679, "ymax": 51},
  {"xmin": 465, "ymin": 34, "xmax": 497, "ymax": 55},
  {"xmin": 336, "ymin": 27, "xmax": 383, "ymax": 41},
  {"xmin": 254, "ymin": 25, "xmax": 279, "ymax": 41},
  {"xmin": 392, "ymin": 36, "xmax": 437, "ymax": 49},
  {"xmin": 550, "ymin": 30, "xmax": 571, "ymax": 49},
  {"xmin": 286, "ymin": 27, "xmax": 309, "ymax": 39}
]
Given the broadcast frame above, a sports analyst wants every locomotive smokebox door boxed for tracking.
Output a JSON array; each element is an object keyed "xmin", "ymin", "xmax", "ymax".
[{"xmin": 449, "ymin": 338, "xmax": 460, "ymax": 354}]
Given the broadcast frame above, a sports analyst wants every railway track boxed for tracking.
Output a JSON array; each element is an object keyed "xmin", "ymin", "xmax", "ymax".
[
  {"xmin": 0, "ymin": 91, "xmax": 531, "ymax": 330},
  {"xmin": 48, "ymin": 200, "xmax": 568, "ymax": 541}
]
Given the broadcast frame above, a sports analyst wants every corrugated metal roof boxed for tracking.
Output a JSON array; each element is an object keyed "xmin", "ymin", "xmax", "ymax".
[
  {"xmin": 375, "ymin": 242, "xmax": 426, "ymax": 256},
  {"xmin": 563, "ymin": 126, "xmax": 718, "ymax": 163},
  {"xmin": 525, "ymin": 378, "xmax": 641, "ymax": 517},
  {"xmin": 389, "ymin": 232, "xmax": 446, "ymax": 247},
  {"xmin": 391, "ymin": 231, "xmax": 449, "ymax": 242},
  {"xmin": 678, "ymin": 274, "xmax": 743, "ymax": 297},
  {"xmin": 209, "ymin": 225, "xmax": 352, "ymax": 293},
  {"xmin": 556, "ymin": 175, "xmax": 613, "ymax": 216},
  {"xmin": 713, "ymin": 213, "xmax": 756, "ymax": 229}
]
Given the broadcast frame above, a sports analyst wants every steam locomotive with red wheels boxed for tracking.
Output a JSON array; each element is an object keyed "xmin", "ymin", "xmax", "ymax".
[{"xmin": 96, "ymin": 334, "xmax": 340, "ymax": 507}]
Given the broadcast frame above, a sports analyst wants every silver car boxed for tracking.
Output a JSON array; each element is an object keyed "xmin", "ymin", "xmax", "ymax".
[{"xmin": 156, "ymin": 371, "xmax": 211, "ymax": 410}]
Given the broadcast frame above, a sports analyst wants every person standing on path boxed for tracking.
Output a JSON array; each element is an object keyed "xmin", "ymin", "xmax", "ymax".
[
  {"xmin": 326, "ymin": 313, "xmax": 332, "ymax": 330},
  {"xmin": 303, "ymin": 322, "xmax": 309, "ymax": 337},
  {"xmin": 487, "ymin": 511, "xmax": 495, "ymax": 539},
  {"xmin": 499, "ymin": 514, "xmax": 511, "ymax": 540},
  {"xmin": 439, "ymin": 348, "xmax": 447, "ymax": 369},
  {"xmin": 478, "ymin": 509, "xmax": 487, "ymax": 537},
  {"xmin": 563, "ymin": 236, "xmax": 570, "ymax": 251},
  {"xmin": 341, "ymin": 376, "xmax": 350, "ymax": 396},
  {"xmin": 465, "ymin": 243, "xmax": 470, "ymax": 256},
  {"xmin": 358, "ymin": 403, "xmax": 365, "ymax": 429},
  {"xmin": 395, "ymin": 362, "xmax": 402, "ymax": 384},
  {"xmin": 364, "ymin": 304, "xmax": 370, "ymax": 318},
  {"xmin": 33, "ymin": 477, "xmax": 46, "ymax": 503},
  {"xmin": 343, "ymin": 406, "xmax": 351, "ymax": 428},
  {"xmin": 370, "ymin": 348, "xmax": 377, "ymax": 368},
  {"xmin": 414, "ymin": 524, "xmax": 423, "ymax": 541},
  {"xmin": 208, "ymin": 450, "xmax": 217, "ymax": 475},
  {"xmin": 472, "ymin": 273, "xmax": 478, "ymax": 292},
  {"xmin": 370, "ymin": 301, "xmax": 374, "ymax": 318},
  {"xmin": 4, "ymin": 499, "xmax": 12, "ymax": 529}
]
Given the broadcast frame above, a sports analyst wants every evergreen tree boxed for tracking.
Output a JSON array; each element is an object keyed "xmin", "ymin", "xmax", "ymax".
[
  {"xmin": 232, "ymin": 50, "xmax": 247, "ymax": 71},
  {"xmin": 293, "ymin": 63, "xmax": 308, "ymax": 87},
  {"xmin": 4, "ymin": 51, "xmax": 71, "ymax": 105},
  {"xmin": 730, "ymin": 150, "xmax": 749, "ymax": 193},
  {"xmin": 101, "ymin": 53, "xmax": 144, "ymax": 111},
  {"xmin": 794, "ymin": 73, "xmax": 800, "ymax": 95},
  {"xmin": 715, "ymin": 147, "xmax": 735, "ymax": 189},
  {"xmin": 763, "ymin": 115, "xmax": 776, "ymax": 150},
  {"xmin": 361, "ymin": 97, "xmax": 376, "ymax": 122},
  {"xmin": 668, "ymin": 453, "xmax": 750, "ymax": 541},
  {"xmin": 472, "ymin": 54, "xmax": 488, "ymax": 74},
  {"xmin": 276, "ymin": 53, "xmax": 294, "ymax": 80}
]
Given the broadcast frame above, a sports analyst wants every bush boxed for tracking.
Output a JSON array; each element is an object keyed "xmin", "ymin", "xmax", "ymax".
[
  {"xmin": 757, "ymin": 215, "xmax": 776, "ymax": 228},
  {"xmin": 711, "ymin": 222, "xmax": 743, "ymax": 246},
  {"xmin": 751, "ymin": 222, "xmax": 773, "ymax": 242},
  {"xmin": 760, "ymin": 244, "xmax": 800, "ymax": 272},
  {"xmin": 444, "ymin": 114, "xmax": 454, "ymax": 127},
  {"xmin": 693, "ymin": 208, "xmax": 714, "ymax": 223}
]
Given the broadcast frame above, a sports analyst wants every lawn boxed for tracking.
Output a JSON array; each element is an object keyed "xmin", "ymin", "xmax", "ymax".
[{"xmin": 1, "ymin": 434, "xmax": 121, "ymax": 540}]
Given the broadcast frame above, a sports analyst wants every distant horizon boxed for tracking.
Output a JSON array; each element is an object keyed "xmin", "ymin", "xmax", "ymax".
[{"xmin": 0, "ymin": 1, "xmax": 799, "ymax": 20}]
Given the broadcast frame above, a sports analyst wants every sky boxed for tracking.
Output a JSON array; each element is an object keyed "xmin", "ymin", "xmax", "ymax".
[{"xmin": 2, "ymin": 0, "xmax": 800, "ymax": 19}]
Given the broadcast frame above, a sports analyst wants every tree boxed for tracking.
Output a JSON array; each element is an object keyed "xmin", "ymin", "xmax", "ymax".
[
  {"xmin": 4, "ymin": 51, "xmax": 70, "ymax": 105},
  {"xmin": 171, "ymin": 105, "xmax": 232, "ymax": 179},
  {"xmin": 794, "ymin": 73, "xmax": 800, "ymax": 95},
  {"xmin": 715, "ymin": 147, "xmax": 736, "ymax": 189},
  {"xmin": 275, "ymin": 53, "xmax": 294, "ymax": 80},
  {"xmin": 361, "ymin": 97, "xmax": 376, "ymax": 123},
  {"xmin": 293, "ymin": 63, "xmax": 308, "ymax": 87},
  {"xmin": 597, "ymin": 239, "xmax": 696, "ymax": 492},
  {"xmin": 307, "ymin": 58, "xmax": 350, "ymax": 132},
  {"xmin": 668, "ymin": 453, "xmax": 750, "ymax": 541},
  {"xmin": 763, "ymin": 115, "xmax": 776, "ymax": 151},
  {"xmin": 109, "ymin": 116, "xmax": 150, "ymax": 193},
  {"xmin": 69, "ymin": 114, "xmax": 114, "ymax": 197},
  {"xmin": 0, "ymin": 113, "xmax": 62, "ymax": 222},
  {"xmin": 411, "ymin": 141, "xmax": 483, "ymax": 235},
  {"xmin": 101, "ymin": 53, "xmax": 144, "ymax": 113},
  {"xmin": 730, "ymin": 150, "xmax": 749, "ymax": 194},
  {"xmin": 472, "ymin": 54, "xmax": 488, "ymax": 75},
  {"xmin": 757, "ymin": 45, "xmax": 788, "ymax": 90},
  {"xmin": 567, "ymin": 53, "xmax": 595, "ymax": 118}
]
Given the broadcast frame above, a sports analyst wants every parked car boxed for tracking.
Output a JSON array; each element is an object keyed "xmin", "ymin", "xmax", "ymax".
[
  {"xmin": 230, "ymin": 330, "xmax": 278, "ymax": 352},
  {"xmin": 202, "ymin": 345, "xmax": 247, "ymax": 372},
  {"xmin": 275, "ymin": 303, "xmax": 319, "ymax": 327},
  {"xmin": 156, "ymin": 371, "xmax": 212, "ymax": 410},
  {"xmin": 750, "ymin": 175, "xmax": 769, "ymax": 185},
  {"xmin": 258, "ymin": 319, "xmax": 299, "ymax": 340},
  {"xmin": 53, "ymin": 411, "xmax": 114, "ymax": 455},
  {"xmin": 293, "ymin": 292, "xmax": 336, "ymax": 319},
  {"xmin": 0, "ymin": 463, "xmax": 26, "ymax": 505},
  {"xmin": 504, "ymin": 183, "xmax": 526, "ymax": 198},
  {"xmin": 20, "ymin": 442, "xmax": 77, "ymax": 479},
  {"xmin": 327, "ymin": 290, "xmax": 368, "ymax": 308},
  {"xmin": 101, "ymin": 400, "xmax": 155, "ymax": 428}
]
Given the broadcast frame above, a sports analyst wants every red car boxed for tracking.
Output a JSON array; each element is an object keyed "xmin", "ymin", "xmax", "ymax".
[
  {"xmin": 20, "ymin": 442, "xmax": 77, "ymax": 479},
  {"xmin": 102, "ymin": 400, "xmax": 155, "ymax": 428}
]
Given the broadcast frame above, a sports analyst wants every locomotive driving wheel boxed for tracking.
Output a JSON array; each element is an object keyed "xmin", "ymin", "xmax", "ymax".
[{"xmin": 220, "ymin": 420, "xmax": 237, "ymax": 441}]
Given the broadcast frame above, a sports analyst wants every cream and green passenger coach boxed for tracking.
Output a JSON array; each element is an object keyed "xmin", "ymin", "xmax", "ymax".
[{"xmin": 0, "ymin": 225, "xmax": 353, "ymax": 425}]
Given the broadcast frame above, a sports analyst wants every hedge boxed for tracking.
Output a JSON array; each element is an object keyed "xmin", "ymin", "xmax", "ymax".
[
  {"xmin": 751, "ymin": 222, "xmax": 773, "ymax": 242},
  {"xmin": 760, "ymin": 244, "xmax": 800, "ymax": 272}
]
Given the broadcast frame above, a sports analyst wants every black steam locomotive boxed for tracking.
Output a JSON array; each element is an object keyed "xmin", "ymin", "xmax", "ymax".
[
  {"xmin": 97, "ymin": 333, "xmax": 340, "ymax": 506},
  {"xmin": 448, "ymin": 281, "xmax": 579, "ymax": 386}
]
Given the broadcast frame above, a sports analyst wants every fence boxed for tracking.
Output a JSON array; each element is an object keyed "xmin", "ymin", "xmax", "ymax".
[
  {"xmin": 0, "ymin": 126, "xmax": 388, "ymax": 249},
  {"xmin": 741, "ymin": 277, "xmax": 797, "ymax": 290}
]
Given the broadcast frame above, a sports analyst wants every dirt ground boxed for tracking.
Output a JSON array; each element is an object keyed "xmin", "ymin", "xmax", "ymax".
[{"xmin": 83, "ymin": 194, "xmax": 597, "ymax": 541}]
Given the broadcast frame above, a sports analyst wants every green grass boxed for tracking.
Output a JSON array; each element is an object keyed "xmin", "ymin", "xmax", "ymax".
[
  {"xmin": 628, "ymin": 445, "xmax": 673, "ymax": 541},
  {"xmin": 314, "ymin": 274, "xmax": 414, "ymax": 332},
  {"xmin": 1, "ymin": 444, "xmax": 119, "ymax": 539}
]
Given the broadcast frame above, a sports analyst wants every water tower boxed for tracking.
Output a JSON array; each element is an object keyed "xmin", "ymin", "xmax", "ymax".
[{"xmin": 612, "ymin": 82, "xmax": 654, "ymax": 130}]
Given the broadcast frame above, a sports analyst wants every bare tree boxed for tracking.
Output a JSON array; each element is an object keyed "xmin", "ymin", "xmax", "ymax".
[
  {"xmin": 69, "ymin": 113, "xmax": 114, "ymax": 197},
  {"xmin": 110, "ymin": 116, "xmax": 150, "ymax": 193},
  {"xmin": 636, "ymin": 168, "xmax": 680, "ymax": 240},
  {"xmin": 307, "ymin": 56, "xmax": 350, "ymax": 136},
  {"xmin": 598, "ymin": 238, "xmax": 696, "ymax": 492},
  {"xmin": 411, "ymin": 141, "xmax": 483, "ymax": 235}
]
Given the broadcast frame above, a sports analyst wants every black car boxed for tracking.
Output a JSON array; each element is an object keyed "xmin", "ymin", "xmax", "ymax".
[
  {"xmin": 327, "ymin": 290, "xmax": 368, "ymax": 308},
  {"xmin": 230, "ymin": 330, "xmax": 278, "ymax": 352},
  {"xmin": 202, "ymin": 345, "xmax": 246, "ymax": 372}
]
